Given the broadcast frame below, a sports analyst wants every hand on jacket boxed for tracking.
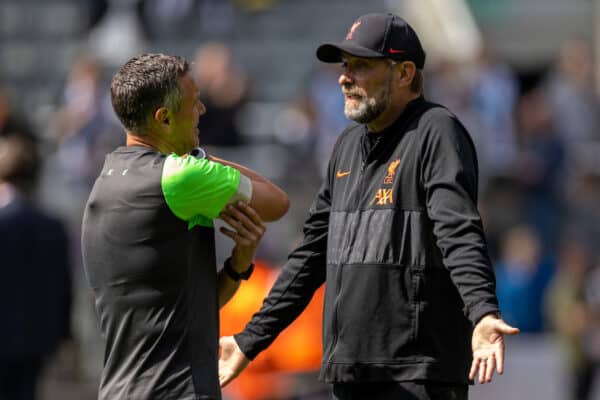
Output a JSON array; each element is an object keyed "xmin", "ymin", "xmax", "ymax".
[
  {"xmin": 469, "ymin": 314, "xmax": 519, "ymax": 384},
  {"xmin": 219, "ymin": 336, "xmax": 250, "ymax": 387}
]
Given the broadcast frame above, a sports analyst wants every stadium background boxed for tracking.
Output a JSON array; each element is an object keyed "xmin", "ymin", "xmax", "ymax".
[{"xmin": 1, "ymin": 0, "xmax": 600, "ymax": 398}]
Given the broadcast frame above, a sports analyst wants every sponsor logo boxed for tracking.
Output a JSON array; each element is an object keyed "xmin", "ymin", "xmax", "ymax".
[
  {"xmin": 336, "ymin": 169, "xmax": 351, "ymax": 178},
  {"xmin": 371, "ymin": 188, "xmax": 394, "ymax": 206}
]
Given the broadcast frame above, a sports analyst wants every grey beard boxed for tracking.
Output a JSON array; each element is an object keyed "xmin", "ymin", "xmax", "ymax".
[
  {"xmin": 343, "ymin": 70, "xmax": 393, "ymax": 124},
  {"xmin": 344, "ymin": 93, "xmax": 389, "ymax": 123}
]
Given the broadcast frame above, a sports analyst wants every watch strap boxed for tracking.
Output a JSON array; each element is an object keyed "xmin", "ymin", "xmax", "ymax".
[{"xmin": 224, "ymin": 257, "xmax": 254, "ymax": 281}]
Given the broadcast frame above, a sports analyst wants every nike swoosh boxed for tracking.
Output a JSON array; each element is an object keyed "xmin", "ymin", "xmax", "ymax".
[
  {"xmin": 389, "ymin": 48, "xmax": 405, "ymax": 54},
  {"xmin": 336, "ymin": 170, "xmax": 351, "ymax": 178}
]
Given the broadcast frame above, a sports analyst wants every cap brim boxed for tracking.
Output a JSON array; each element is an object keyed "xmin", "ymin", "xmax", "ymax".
[{"xmin": 316, "ymin": 42, "xmax": 384, "ymax": 63}]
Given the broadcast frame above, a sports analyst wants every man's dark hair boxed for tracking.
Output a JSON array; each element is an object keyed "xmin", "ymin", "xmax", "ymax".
[
  {"xmin": 110, "ymin": 53, "xmax": 189, "ymax": 131},
  {"xmin": 0, "ymin": 133, "xmax": 40, "ymax": 193}
]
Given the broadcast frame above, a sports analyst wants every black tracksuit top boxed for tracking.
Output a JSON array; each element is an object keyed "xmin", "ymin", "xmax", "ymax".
[{"xmin": 235, "ymin": 97, "xmax": 500, "ymax": 385}]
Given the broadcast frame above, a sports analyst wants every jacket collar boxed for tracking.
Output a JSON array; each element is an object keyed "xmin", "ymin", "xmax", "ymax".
[{"xmin": 362, "ymin": 96, "xmax": 431, "ymax": 163}]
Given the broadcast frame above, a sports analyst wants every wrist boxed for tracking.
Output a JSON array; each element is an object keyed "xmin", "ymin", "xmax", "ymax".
[{"xmin": 224, "ymin": 257, "xmax": 254, "ymax": 281}]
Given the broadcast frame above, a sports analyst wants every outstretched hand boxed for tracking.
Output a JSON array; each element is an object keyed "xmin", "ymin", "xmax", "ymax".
[
  {"xmin": 469, "ymin": 314, "xmax": 519, "ymax": 384},
  {"xmin": 219, "ymin": 336, "xmax": 250, "ymax": 387}
]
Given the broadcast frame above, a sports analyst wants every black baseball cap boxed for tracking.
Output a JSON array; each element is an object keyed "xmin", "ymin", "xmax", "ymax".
[{"xmin": 316, "ymin": 13, "xmax": 426, "ymax": 69}]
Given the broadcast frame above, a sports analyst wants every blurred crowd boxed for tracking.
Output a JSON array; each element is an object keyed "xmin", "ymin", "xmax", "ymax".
[{"xmin": 1, "ymin": 1, "xmax": 600, "ymax": 399}]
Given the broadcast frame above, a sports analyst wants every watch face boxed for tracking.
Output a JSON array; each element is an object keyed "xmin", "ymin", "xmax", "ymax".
[{"xmin": 189, "ymin": 147, "xmax": 206, "ymax": 159}]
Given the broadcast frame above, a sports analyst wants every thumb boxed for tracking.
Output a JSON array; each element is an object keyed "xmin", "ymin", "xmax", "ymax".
[{"xmin": 497, "ymin": 320, "xmax": 520, "ymax": 335}]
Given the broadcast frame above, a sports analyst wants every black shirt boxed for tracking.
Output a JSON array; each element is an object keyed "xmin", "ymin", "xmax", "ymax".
[{"xmin": 82, "ymin": 147, "xmax": 223, "ymax": 400}]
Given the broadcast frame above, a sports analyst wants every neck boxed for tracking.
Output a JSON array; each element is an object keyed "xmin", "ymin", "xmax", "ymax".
[
  {"xmin": 367, "ymin": 91, "xmax": 420, "ymax": 133},
  {"xmin": 126, "ymin": 129, "xmax": 181, "ymax": 155}
]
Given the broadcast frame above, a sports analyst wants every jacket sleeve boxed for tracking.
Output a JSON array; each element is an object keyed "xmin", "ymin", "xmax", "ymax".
[
  {"xmin": 420, "ymin": 111, "xmax": 500, "ymax": 326},
  {"xmin": 234, "ymin": 160, "xmax": 333, "ymax": 360}
]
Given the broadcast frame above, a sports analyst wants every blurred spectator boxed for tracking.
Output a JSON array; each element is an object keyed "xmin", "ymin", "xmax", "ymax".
[
  {"xmin": 495, "ymin": 225, "xmax": 555, "ymax": 333},
  {"xmin": 0, "ymin": 90, "xmax": 35, "ymax": 141},
  {"xmin": 86, "ymin": 0, "xmax": 147, "ymax": 67},
  {"xmin": 563, "ymin": 174, "xmax": 600, "ymax": 257},
  {"xmin": 514, "ymin": 89, "xmax": 565, "ymax": 252},
  {"xmin": 307, "ymin": 63, "xmax": 347, "ymax": 175},
  {"xmin": 273, "ymin": 94, "xmax": 320, "ymax": 181},
  {"xmin": 193, "ymin": 42, "xmax": 249, "ymax": 147},
  {"xmin": 547, "ymin": 237, "xmax": 596, "ymax": 400},
  {"xmin": 0, "ymin": 133, "xmax": 72, "ymax": 400},
  {"xmin": 46, "ymin": 55, "xmax": 122, "ymax": 204},
  {"xmin": 471, "ymin": 47, "xmax": 519, "ymax": 182},
  {"xmin": 139, "ymin": 0, "xmax": 199, "ymax": 38},
  {"xmin": 425, "ymin": 60, "xmax": 493, "ymax": 187},
  {"xmin": 233, "ymin": 0, "xmax": 279, "ymax": 13},
  {"xmin": 544, "ymin": 38, "xmax": 600, "ymax": 174}
]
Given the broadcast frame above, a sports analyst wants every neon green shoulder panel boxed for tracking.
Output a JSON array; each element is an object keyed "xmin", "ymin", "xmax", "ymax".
[{"xmin": 161, "ymin": 154, "xmax": 240, "ymax": 228}]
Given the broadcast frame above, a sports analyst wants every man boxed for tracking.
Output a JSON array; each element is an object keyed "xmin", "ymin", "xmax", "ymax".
[
  {"xmin": 219, "ymin": 13, "xmax": 519, "ymax": 399},
  {"xmin": 0, "ymin": 133, "xmax": 72, "ymax": 400},
  {"xmin": 81, "ymin": 53, "xmax": 289, "ymax": 400}
]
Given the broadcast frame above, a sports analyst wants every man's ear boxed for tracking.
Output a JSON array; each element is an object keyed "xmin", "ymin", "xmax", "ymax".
[
  {"xmin": 397, "ymin": 61, "xmax": 416, "ymax": 87},
  {"xmin": 154, "ymin": 107, "xmax": 170, "ymax": 125}
]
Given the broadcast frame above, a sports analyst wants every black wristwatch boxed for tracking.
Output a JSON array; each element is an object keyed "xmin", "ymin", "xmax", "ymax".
[{"xmin": 223, "ymin": 257, "xmax": 254, "ymax": 281}]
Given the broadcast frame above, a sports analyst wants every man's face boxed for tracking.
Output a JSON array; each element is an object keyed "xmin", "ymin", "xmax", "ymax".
[
  {"xmin": 338, "ymin": 55, "xmax": 394, "ymax": 124},
  {"xmin": 169, "ymin": 73, "xmax": 206, "ymax": 152}
]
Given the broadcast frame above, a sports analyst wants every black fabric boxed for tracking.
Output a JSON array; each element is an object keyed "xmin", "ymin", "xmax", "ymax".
[
  {"xmin": 235, "ymin": 97, "xmax": 499, "ymax": 386},
  {"xmin": 0, "ymin": 357, "xmax": 43, "ymax": 400},
  {"xmin": 0, "ymin": 193, "xmax": 71, "ymax": 400},
  {"xmin": 82, "ymin": 146, "xmax": 221, "ymax": 400},
  {"xmin": 0, "ymin": 194, "xmax": 71, "ymax": 359},
  {"xmin": 332, "ymin": 381, "xmax": 468, "ymax": 400},
  {"xmin": 316, "ymin": 13, "xmax": 426, "ymax": 68}
]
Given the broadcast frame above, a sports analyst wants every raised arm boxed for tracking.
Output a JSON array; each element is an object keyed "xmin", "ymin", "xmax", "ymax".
[{"xmin": 210, "ymin": 155, "xmax": 289, "ymax": 222}]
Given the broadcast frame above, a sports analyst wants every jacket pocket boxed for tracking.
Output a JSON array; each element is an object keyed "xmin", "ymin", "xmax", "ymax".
[{"xmin": 330, "ymin": 263, "xmax": 421, "ymax": 363}]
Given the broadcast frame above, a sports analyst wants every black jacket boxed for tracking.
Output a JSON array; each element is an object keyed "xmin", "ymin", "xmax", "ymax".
[{"xmin": 235, "ymin": 97, "xmax": 499, "ymax": 385}]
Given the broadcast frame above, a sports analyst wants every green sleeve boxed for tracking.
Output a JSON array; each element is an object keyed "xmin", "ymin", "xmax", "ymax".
[{"xmin": 161, "ymin": 154, "xmax": 241, "ymax": 223}]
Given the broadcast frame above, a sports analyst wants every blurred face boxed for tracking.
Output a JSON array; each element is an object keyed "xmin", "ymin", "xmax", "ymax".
[
  {"xmin": 169, "ymin": 73, "xmax": 206, "ymax": 152},
  {"xmin": 339, "ymin": 55, "xmax": 394, "ymax": 123}
]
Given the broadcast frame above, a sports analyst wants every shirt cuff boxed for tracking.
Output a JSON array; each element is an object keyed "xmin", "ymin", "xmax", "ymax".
[
  {"xmin": 227, "ymin": 174, "xmax": 252, "ymax": 205},
  {"xmin": 468, "ymin": 302, "xmax": 501, "ymax": 326},
  {"xmin": 233, "ymin": 330, "xmax": 261, "ymax": 361}
]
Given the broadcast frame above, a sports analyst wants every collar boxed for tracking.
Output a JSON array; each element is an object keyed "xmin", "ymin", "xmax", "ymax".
[{"xmin": 366, "ymin": 95, "xmax": 426, "ymax": 138}]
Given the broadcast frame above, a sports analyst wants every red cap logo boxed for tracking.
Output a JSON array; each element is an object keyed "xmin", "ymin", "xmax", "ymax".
[{"xmin": 345, "ymin": 20, "xmax": 362, "ymax": 40}]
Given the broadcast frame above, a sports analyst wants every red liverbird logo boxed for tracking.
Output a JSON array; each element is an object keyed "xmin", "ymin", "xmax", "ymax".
[{"xmin": 346, "ymin": 20, "xmax": 362, "ymax": 40}]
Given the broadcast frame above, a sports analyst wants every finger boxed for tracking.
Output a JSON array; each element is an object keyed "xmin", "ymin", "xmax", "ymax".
[
  {"xmin": 478, "ymin": 359, "xmax": 486, "ymax": 384},
  {"xmin": 219, "ymin": 368, "xmax": 237, "ymax": 388},
  {"xmin": 485, "ymin": 356, "xmax": 496, "ymax": 382},
  {"xmin": 497, "ymin": 320, "xmax": 520, "ymax": 335},
  {"xmin": 469, "ymin": 359, "xmax": 478, "ymax": 381},
  {"xmin": 220, "ymin": 213, "xmax": 254, "ymax": 239},
  {"xmin": 236, "ymin": 201, "xmax": 264, "ymax": 226},
  {"xmin": 219, "ymin": 227, "xmax": 251, "ymax": 246},
  {"xmin": 224, "ymin": 204, "xmax": 259, "ymax": 232},
  {"xmin": 496, "ymin": 343, "xmax": 505, "ymax": 375}
]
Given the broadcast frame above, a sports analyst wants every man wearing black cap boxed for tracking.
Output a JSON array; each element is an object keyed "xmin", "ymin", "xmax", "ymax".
[{"xmin": 219, "ymin": 13, "xmax": 519, "ymax": 399}]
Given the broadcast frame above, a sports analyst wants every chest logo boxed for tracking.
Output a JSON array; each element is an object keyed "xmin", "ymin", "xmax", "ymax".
[
  {"xmin": 336, "ymin": 169, "xmax": 351, "ymax": 178},
  {"xmin": 383, "ymin": 159, "xmax": 400, "ymax": 185},
  {"xmin": 371, "ymin": 188, "xmax": 394, "ymax": 206}
]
